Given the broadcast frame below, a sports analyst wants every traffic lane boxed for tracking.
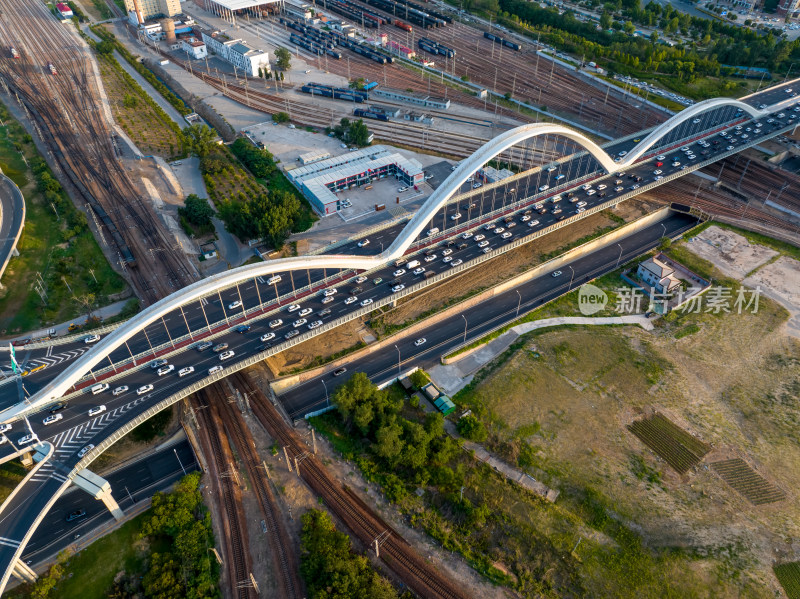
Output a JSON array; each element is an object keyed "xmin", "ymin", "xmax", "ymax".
[
  {"xmin": 21, "ymin": 440, "xmax": 198, "ymax": 562},
  {"xmin": 280, "ymin": 212, "xmax": 697, "ymax": 417}
]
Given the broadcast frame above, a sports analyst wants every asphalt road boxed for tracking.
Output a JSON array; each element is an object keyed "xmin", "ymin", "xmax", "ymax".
[
  {"xmin": 280, "ymin": 211, "xmax": 698, "ymax": 417},
  {"xmin": 0, "ymin": 173, "xmax": 25, "ymax": 282},
  {"xmin": 20, "ymin": 439, "xmax": 198, "ymax": 564}
]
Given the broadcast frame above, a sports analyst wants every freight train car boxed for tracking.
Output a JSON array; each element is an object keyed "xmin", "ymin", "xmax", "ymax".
[{"xmin": 354, "ymin": 108, "xmax": 389, "ymax": 121}]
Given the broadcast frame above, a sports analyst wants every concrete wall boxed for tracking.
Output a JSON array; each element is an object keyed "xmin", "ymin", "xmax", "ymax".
[{"xmin": 271, "ymin": 206, "xmax": 674, "ymax": 394}]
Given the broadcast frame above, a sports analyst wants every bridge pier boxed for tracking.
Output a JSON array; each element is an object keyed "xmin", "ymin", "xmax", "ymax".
[
  {"xmin": 73, "ymin": 469, "xmax": 124, "ymax": 521},
  {"xmin": 11, "ymin": 559, "xmax": 36, "ymax": 584}
]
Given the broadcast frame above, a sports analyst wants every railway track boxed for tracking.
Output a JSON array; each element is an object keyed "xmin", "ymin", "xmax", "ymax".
[
  {"xmin": 191, "ymin": 392, "xmax": 256, "ymax": 599},
  {"xmin": 0, "ymin": 1, "xmax": 195, "ymax": 303},
  {"xmin": 711, "ymin": 155, "xmax": 800, "ymax": 212},
  {"xmin": 202, "ymin": 383, "xmax": 302, "ymax": 599},
  {"xmin": 232, "ymin": 371, "xmax": 469, "ymax": 599}
]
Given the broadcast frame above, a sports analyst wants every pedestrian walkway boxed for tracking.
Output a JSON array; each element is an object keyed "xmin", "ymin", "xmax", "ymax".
[{"xmin": 429, "ymin": 314, "xmax": 653, "ymax": 396}]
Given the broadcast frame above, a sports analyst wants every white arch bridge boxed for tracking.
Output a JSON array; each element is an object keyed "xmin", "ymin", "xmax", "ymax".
[{"xmin": 0, "ymin": 96, "xmax": 786, "ymax": 423}]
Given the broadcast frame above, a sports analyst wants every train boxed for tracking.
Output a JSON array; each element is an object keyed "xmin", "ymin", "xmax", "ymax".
[
  {"xmin": 361, "ymin": 0, "xmax": 449, "ymax": 29},
  {"xmin": 483, "ymin": 31, "xmax": 521, "ymax": 51},
  {"xmin": 394, "ymin": 20, "xmax": 412, "ymax": 32},
  {"xmin": 301, "ymin": 83, "xmax": 368, "ymax": 103},
  {"xmin": 354, "ymin": 108, "xmax": 389, "ymax": 121},
  {"xmin": 363, "ymin": 81, "xmax": 379, "ymax": 91},
  {"xmin": 10, "ymin": 47, "xmax": 18, "ymax": 59},
  {"xmin": 283, "ymin": 17, "xmax": 390, "ymax": 63},
  {"xmin": 47, "ymin": 62, "xmax": 57, "ymax": 74},
  {"xmin": 417, "ymin": 37, "xmax": 455, "ymax": 58}
]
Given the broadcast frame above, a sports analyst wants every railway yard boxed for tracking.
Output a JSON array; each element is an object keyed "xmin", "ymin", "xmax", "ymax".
[{"xmin": 0, "ymin": 0, "xmax": 800, "ymax": 597}]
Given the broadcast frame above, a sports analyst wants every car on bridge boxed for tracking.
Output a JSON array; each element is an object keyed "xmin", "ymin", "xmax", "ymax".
[
  {"xmin": 43, "ymin": 414, "xmax": 62, "ymax": 426},
  {"xmin": 18, "ymin": 435, "xmax": 35, "ymax": 446},
  {"xmin": 393, "ymin": 269, "xmax": 406, "ymax": 277},
  {"xmin": 219, "ymin": 351, "xmax": 235, "ymax": 360},
  {"xmin": 236, "ymin": 324, "xmax": 251, "ymax": 333},
  {"xmin": 84, "ymin": 334, "xmax": 100, "ymax": 344},
  {"xmin": 77, "ymin": 445, "xmax": 94, "ymax": 458},
  {"xmin": 287, "ymin": 304, "xmax": 301, "ymax": 313},
  {"xmin": 293, "ymin": 319, "xmax": 308, "ymax": 328},
  {"xmin": 451, "ymin": 259, "xmax": 464, "ymax": 266},
  {"xmin": 344, "ymin": 296, "xmax": 357, "ymax": 305},
  {"xmin": 227, "ymin": 301, "xmax": 242, "ymax": 310},
  {"xmin": 261, "ymin": 332, "xmax": 276, "ymax": 342},
  {"xmin": 461, "ymin": 231, "xmax": 473, "ymax": 239},
  {"xmin": 212, "ymin": 344, "xmax": 228, "ymax": 353},
  {"xmin": 111, "ymin": 386, "xmax": 127, "ymax": 397},
  {"xmin": 269, "ymin": 319, "xmax": 283, "ymax": 328},
  {"xmin": 65, "ymin": 509, "xmax": 86, "ymax": 522},
  {"xmin": 49, "ymin": 402, "xmax": 67, "ymax": 414},
  {"xmin": 91, "ymin": 383, "xmax": 109, "ymax": 395},
  {"xmin": 358, "ymin": 239, "xmax": 370, "ymax": 248},
  {"xmin": 308, "ymin": 320, "xmax": 323, "ymax": 329},
  {"xmin": 424, "ymin": 254, "xmax": 437, "ymax": 262},
  {"xmin": 392, "ymin": 284, "xmax": 405, "ymax": 292},
  {"xmin": 285, "ymin": 330, "xmax": 299, "ymax": 340},
  {"xmin": 150, "ymin": 359, "xmax": 168, "ymax": 369},
  {"xmin": 552, "ymin": 270, "xmax": 563, "ymax": 277},
  {"xmin": 267, "ymin": 275, "xmax": 281, "ymax": 285},
  {"xmin": 0, "ymin": 424, "xmax": 10, "ymax": 434},
  {"xmin": 333, "ymin": 367, "xmax": 347, "ymax": 376},
  {"xmin": 299, "ymin": 308, "xmax": 313, "ymax": 317},
  {"xmin": 415, "ymin": 338, "xmax": 426, "ymax": 346},
  {"xmin": 196, "ymin": 341, "xmax": 213, "ymax": 352},
  {"xmin": 413, "ymin": 267, "xmax": 425, "ymax": 275},
  {"xmin": 179, "ymin": 367, "xmax": 195, "ymax": 377},
  {"xmin": 356, "ymin": 276, "xmax": 368, "ymax": 284},
  {"xmin": 209, "ymin": 365, "xmax": 224, "ymax": 375},
  {"xmin": 137, "ymin": 384, "xmax": 154, "ymax": 395}
]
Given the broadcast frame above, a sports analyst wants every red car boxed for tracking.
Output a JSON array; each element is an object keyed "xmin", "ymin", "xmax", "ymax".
[{"xmin": 655, "ymin": 161, "xmax": 663, "ymax": 167}]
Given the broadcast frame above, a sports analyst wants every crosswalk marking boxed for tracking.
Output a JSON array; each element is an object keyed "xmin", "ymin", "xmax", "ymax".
[{"xmin": 25, "ymin": 347, "xmax": 89, "ymax": 370}]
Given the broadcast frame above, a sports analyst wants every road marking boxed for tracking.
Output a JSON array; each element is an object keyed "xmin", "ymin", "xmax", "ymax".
[{"xmin": 0, "ymin": 537, "xmax": 20, "ymax": 548}]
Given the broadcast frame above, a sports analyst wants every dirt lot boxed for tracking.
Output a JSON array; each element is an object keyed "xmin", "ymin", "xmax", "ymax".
[
  {"xmin": 688, "ymin": 227, "xmax": 778, "ymax": 279},
  {"xmin": 455, "ymin": 231, "xmax": 800, "ymax": 597}
]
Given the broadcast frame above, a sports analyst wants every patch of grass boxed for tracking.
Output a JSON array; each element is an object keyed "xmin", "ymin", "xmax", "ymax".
[
  {"xmin": 6, "ymin": 511, "xmax": 150, "ymax": 599},
  {"xmin": 0, "ymin": 103, "xmax": 127, "ymax": 334},
  {"xmin": 674, "ymin": 323, "xmax": 700, "ymax": 339},
  {"xmin": 0, "ymin": 461, "xmax": 27, "ymax": 504}
]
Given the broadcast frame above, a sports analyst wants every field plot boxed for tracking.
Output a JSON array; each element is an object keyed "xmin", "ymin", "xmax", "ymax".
[
  {"xmin": 97, "ymin": 55, "xmax": 184, "ymax": 159},
  {"xmin": 627, "ymin": 412, "xmax": 711, "ymax": 474},
  {"xmin": 711, "ymin": 458, "xmax": 785, "ymax": 505},
  {"xmin": 774, "ymin": 562, "xmax": 800, "ymax": 599}
]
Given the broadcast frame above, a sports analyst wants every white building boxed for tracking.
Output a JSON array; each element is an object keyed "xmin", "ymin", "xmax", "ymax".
[
  {"xmin": 180, "ymin": 38, "xmax": 208, "ymax": 59},
  {"xmin": 200, "ymin": 31, "xmax": 270, "ymax": 77},
  {"xmin": 636, "ymin": 255, "xmax": 681, "ymax": 294}
]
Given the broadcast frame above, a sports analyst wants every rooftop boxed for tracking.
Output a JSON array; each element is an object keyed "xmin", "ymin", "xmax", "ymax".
[{"xmin": 205, "ymin": 0, "xmax": 282, "ymax": 8}]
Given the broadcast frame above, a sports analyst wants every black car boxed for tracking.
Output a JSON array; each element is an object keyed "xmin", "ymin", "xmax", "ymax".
[
  {"xmin": 255, "ymin": 343, "xmax": 272, "ymax": 352},
  {"xmin": 49, "ymin": 402, "xmax": 67, "ymax": 414},
  {"xmin": 389, "ymin": 278, "xmax": 401, "ymax": 286},
  {"xmin": 66, "ymin": 509, "xmax": 86, "ymax": 522},
  {"xmin": 319, "ymin": 308, "xmax": 332, "ymax": 317},
  {"xmin": 425, "ymin": 249, "xmax": 435, "ymax": 256},
  {"xmin": 196, "ymin": 341, "xmax": 213, "ymax": 351},
  {"xmin": 150, "ymin": 358, "xmax": 168, "ymax": 369},
  {"xmin": 212, "ymin": 343, "xmax": 228, "ymax": 353},
  {"xmin": 350, "ymin": 286, "xmax": 362, "ymax": 295},
  {"xmin": 333, "ymin": 367, "xmax": 347, "ymax": 377},
  {"xmin": 446, "ymin": 240, "xmax": 456, "ymax": 246},
  {"xmin": 235, "ymin": 324, "xmax": 251, "ymax": 333}
]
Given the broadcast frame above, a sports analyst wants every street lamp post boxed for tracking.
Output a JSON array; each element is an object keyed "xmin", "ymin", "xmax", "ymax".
[
  {"xmin": 515, "ymin": 289, "xmax": 522, "ymax": 318},
  {"xmin": 461, "ymin": 314, "xmax": 468, "ymax": 344},
  {"xmin": 322, "ymin": 379, "xmax": 329, "ymax": 407},
  {"xmin": 616, "ymin": 243, "xmax": 624, "ymax": 268},
  {"xmin": 660, "ymin": 223, "xmax": 667, "ymax": 240},
  {"xmin": 568, "ymin": 265, "xmax": 575, "ymax": 291},
  {"xmin": 394, "ymin": 344, "xmax": 401, "ymax": 376},
  {"xmin": 174, "ymin": 448, "xmax": 187, "ymax": 476}
]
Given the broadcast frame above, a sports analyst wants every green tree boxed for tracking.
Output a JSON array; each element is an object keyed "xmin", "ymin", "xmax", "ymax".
[
  {"xmin": 347, "ymin": 119, "xmax": 371, "ymax": 147},
  {"xmin": 457, "ymin": 414, "xmax": 487, "ymax": 442},
  {"xmin": 623, "ymin": 20, "xmax": 636, "ymax": 34},
  {"xmin": 179, "ymin": 194, "xmax": 215, "ymax": 227},
  {"xmin": 95, "ymin": 40, "xmax": 114, "ymax": 55},
  {"xmin": 272, "ymin": 111, "xmax": 290, "ymax": 123},
  {"xmin": 275, "ymin": 46, "xmax": 292, "ymax": 71},
  {"xmin": 600, "ymin": 11, "xmax": 612, "ymax": 30},
  {"xmin": 183, "ymin": 124, "xmax": 217, "ymax": 158},
  {"xmin": 409, "ymin": 369, "xmax": 428, "ymax": 389}
]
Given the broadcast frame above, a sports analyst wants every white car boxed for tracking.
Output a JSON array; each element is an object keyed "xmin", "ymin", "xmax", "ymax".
[
  {"xmin": 538, "ymin": 184, "xmax": 549, "ymax": 192},
  {"xmin": 482, "ymin": 247, "xmax": 492, "ymax": 254},
  {"xmin": 292, "ymin": 319, "xmax": 307, "ymax": 328},
  {"xmin": 398, "ymin": 186, "xmax": 408, "ymax": 192},
  {"xmin": 323, "ymin": 288, "xmax": 337, "ymax": 297},
  {"xmin": 596, "ymin": 184, "xmax": 606, "ymax": 190},
  {"xmin": 501, "ymin": 232, "xmax": 513, "ymax": 239},
  {"xmin": 43, "ymin": 414, "xmax": 63, "ymax": 426},
  {"xmin": 84, "ymin": 334, "xmax": 100, "ymax": 344},
  {"xmin": 582, "ymin": 183, "xmax": 593, "ymax": 191},
  {"xmin": 472, "ymin": 182, "xmax": 482, "ymax": 189},
  {"xmin": 0, "ymin": 424, "xmax": 10, "ymax": 434},
  {"xmin": 356, "ymin": 275, "xmax": 368, "ymax": 284},
  {"xmin": 287, "ymin": 304, "xmax": 301, "ymax": 313},
  {"xmin": 692, "ymin": 118, "xmax": 701, "ymax": 124},
  {"xmin": 393, "ymin": 269, "xmax": 406, "ymax": 277},
  {"xmin": 344, "ymin": 296, "xmax": 357, "ymax": 305},
  {"xmin": 414, "ymin": 338, "xmax": 426, "ymax": 346},
  {"xmin": 78, "ymin": 444, "xmax": 95, "ymax": 458},
  {"xmin": 91, "ymin": 383, "xmax": 109, "ymax": 395},
  {"xmin": 443, "ymin": 256, "xmax": 453, "ymax": 263},
  {"xmin": 208, "ymin": 365, "xmax": 224, "ymax": 375},
  {"xmin": 157, "ymin": 365, "xmax": 175, "ymax": 377},
  {"xmin": 299, "ymin": 308, "xmax": 313, "ymax": 317},
  {"xmin": 520, "ymin": 214, "xmax": 531, "ymax": 222},
  {"xmin": 322, "ymin": 296, "xmax": 334, "ymax": 304},
  {"xmin": 137, "ymin": 384, "xmax": 154, "ymax": 395},
  {"xmin": 358, "ymin": 239, "xmax": 370, "ymax": 247},
  {"xmin": 527, "ymin": 220, "xmax": 540, "ymax": 227},
  {"xmin": 0, "ymin": 435, "xmax": 7, "ymax": 445},
  {"xmin": 112, "ymin": 386, "xmax": 127, "ymax": 397},
  {"xmin": 18, "ymin": 434, "xmax": 35, "ymax": 446},
  {"xmin": 179, "ymin": 367, "xmax": 195, "ymax": 377},
  {"xmin": 576, "ymin": 207, "xmax": 586, "ymax": 213},
  {"xmin": 450, "ymin": 259, "xmax": 463, "ymax": 267},
  {"xmin": 726, "ymin": 145, "xmax": 735, "ymax": 151},
  {"xmin": 478, "ymin": 240, "xmax": 489, "ymax": 247},
  {"xmin": 360, "ymin": 298, "xmax": 373, "ymax": 307},
  {"xmin": 267, "ymin": 275, "xmax": 281, "ymax": 285},
  {"xmin": 474, "ymin": 234, "xmax": 485, "ymax": 241},
  {"xmin": 441, "ymin": 248, "xmax": 453, "ymax": 256},
  {"xmin": 391, "ymin": 284, "xmax": 405, "ymax": 292},
  {"xmin": 228, "ymin": 300, "xmax": 242, "ymax": 310},
  {"xmin": 308, "ymin": 320, "xmax": 323, "ymax": 329},
  {"xmin": 552, "ymin": 270, "xmax": 563, "ymax": 277},
  {"xmin": 413, "ymin": 267, "xmax": 425, "ymax": 275},
  {"xmin": 493, "ymin": 227, "xmax": 505, "ymax": 234},
  {"xmin": 461, "ymin": 232, "xmax": 473, "ymax": 239},
  {"xmin": 653, "ymin": 169, "xmax": 662, "ymax": 175},
  {"xmin": 671, "ymin": 161, "xmax": 681, "ymax": 167},
  {"xmin": 424, "ymin": 254, "xmax": 437, "ymax": 262},
  {"xmin": 219, "ymin": 350, "xmax": 235, "ymax": 360},
  {"xmin": 261, "ymin": 332, "xmax": 276, "ymax": 342},
  {"xmin": 450, "ymin": 213, "xmax": 462, "ymax": 221},
  {"xmin": 88, "ymin": 405, "xmax": 107, "ymax": 416},
  {"xmin": 656, "ymin": 155, "xmax": 665, "ymax": 160},
  {"xmin": 269, "ymin": 318, "xmax": 283, "ymax": 328},
  {"xmin": 586, "ymin": 189, "xmax": 596, "ymax": 196}
]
